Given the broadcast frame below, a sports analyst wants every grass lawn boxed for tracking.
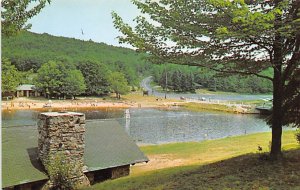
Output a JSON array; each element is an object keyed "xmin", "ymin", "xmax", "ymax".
[
  {"xmin": 182, "ymin": 102, "xmax": 236, "ymax": 113},
  {"xmin": 122, "ymin": 92, "xmax": 244, "ymax": 114},
  {"xmin": 122, "ymin": 92, "xmax": 183, "ymax": 107},
  {"xmin": 195, "ymin": 89, "xmax": 239, "ymax": 95},
  {"xmin": 87, "ymin": 131, "xmax": 300, "ymax": 190}
]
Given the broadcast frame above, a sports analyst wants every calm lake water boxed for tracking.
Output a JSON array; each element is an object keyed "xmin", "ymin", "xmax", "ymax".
[{"xmin": 2, "ymin": 108, "xmax": 271, "ymax": 144}]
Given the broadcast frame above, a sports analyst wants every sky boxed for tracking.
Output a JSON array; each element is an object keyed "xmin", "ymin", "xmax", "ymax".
[{"xmin": 28, "ymin": 0, "xmax": 140, "ymax": 48}]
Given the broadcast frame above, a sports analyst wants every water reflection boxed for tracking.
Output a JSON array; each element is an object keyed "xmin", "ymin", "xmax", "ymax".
[
  {"xmin": 1, "ymin": 108, "xmax": 124, "ymax": 127},
  {"xmin": 2, "ymin": 108, "xmax": 271, "ymax": 144},
  {"xmin": 2, "ymin": 109, "xmax": 40, "ymax": 127}
]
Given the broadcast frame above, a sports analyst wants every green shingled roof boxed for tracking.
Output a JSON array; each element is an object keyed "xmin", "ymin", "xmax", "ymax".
[
  {"xmin": 84, "ymin": 120, "xmax": 148, "ymax": 171},
  {"xmin": 16, "ymin": 84, "xmax": 35, "ymax": 91},
  {"xmin": 2, "ymin": 120, "xmax": 148, "ymax": 188},
  {"xmin": 2, "ymin": 126, "xmax": 48, "ymax": 188}
]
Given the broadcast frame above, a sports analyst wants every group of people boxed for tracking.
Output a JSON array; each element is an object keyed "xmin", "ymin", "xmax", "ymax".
[{"xmin": 4, "ymin": 101, "xmax": 36, "ymax": 110}]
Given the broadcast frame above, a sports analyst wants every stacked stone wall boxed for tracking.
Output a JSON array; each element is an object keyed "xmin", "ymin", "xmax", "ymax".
[
  {"xmin": 111, "ymin": 165, "xmax": 130, "ymax": 179},
  {"xmin": 38, "ymin": 112, "xmax": 89, "ymax": 188}
]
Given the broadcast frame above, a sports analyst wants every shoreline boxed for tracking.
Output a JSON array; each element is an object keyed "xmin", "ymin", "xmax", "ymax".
[
  {"xmin": 1, "ymin": 94, "xmax": 260, "ymax": 114},
  {"xmin": 1, "ymin": 96, "xmax": 183, "ymax": 112},
  {"xmin": 2, "ymin": 101, "xmax": 132, "ymax": 111}
]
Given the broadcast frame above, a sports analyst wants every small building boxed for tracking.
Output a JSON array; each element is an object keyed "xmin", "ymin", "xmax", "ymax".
[
  {"xmin": 2, "ymin": 118, "xmax": 149, "ymax": 190},
  {"xmin": 16, "ymin": 84, "xmax": 39, "ymax": 97}
]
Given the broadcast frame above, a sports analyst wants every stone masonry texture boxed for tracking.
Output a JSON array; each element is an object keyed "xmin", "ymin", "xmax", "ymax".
[{"xmin": 38, "ymin": 112, "xmax": 90, "ymax": 188}]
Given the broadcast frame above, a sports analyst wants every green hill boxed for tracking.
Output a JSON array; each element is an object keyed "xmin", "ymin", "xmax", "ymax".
[
  {"xmin": 2, "ymin": 31, "xmax": 151, "ymax": 85},
  {"xmin": 2, "ymin": 31, "xmax": 272, "ymax": 94}
]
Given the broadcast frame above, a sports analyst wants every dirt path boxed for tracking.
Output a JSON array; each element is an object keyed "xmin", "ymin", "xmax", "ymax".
[{"xmin": 131, "ymin": 154, "xmax": 189, "ymax": 175}]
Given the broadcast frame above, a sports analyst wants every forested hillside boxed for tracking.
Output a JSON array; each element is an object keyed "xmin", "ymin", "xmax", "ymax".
[
  {"xmin": 2, "ymin": 31, "xmax": 272, "ymax": 95},
  {"xmin": 152, "ymin": 64, "xmax": 272, "ymax": 94},
  {"xmin": 2, "ymin": 31, "xmax": 150, "ymax": 82},
  {"xmin": 2, "ymin": 31, "xmax": 152, "ymax": 98}
]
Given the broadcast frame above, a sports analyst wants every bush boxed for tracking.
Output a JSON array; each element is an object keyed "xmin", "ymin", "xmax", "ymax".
[{"xmin": 45, "ymin": 153, "xmax": 75, "ymax": 190}]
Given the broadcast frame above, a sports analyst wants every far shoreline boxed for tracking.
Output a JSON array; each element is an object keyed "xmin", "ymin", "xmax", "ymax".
[
  {"xmin": 1, "ymin": 94, "xmax": 183, "ymax": 112},
  {"xmin": 1, "ymin": 92, "xmax": 261, "ymax": 114}
]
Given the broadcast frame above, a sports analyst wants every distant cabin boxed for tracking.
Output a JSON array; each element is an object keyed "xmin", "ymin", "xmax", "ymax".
[
  {"xmin": 2, "ymin": 120, "xmax": 149, "ymax": 190},
  {"xmin": 16, "ymin": 84, "xmax": 40, "ymax": 97}
]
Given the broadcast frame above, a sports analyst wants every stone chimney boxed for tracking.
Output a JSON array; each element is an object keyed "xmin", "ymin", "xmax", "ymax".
[{"xmin": 38, "ymin": 112, "xmax": 90, "ymax": 187}]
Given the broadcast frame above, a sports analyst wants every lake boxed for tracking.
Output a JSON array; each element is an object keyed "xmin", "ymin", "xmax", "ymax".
[{"xmin": 2, "ymin": 107, "xmax": 271, "ymax": 144}]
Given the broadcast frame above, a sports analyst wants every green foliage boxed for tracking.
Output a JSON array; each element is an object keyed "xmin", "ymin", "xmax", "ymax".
[
  {"xmin": 8, "ymin": 31, "xmax": 270, "ymax": 95},
  {"xmin": 282, "ymin": 70, "xmax": 300, "ymax": 128},
  {"xmin": 113, "ymin": 0, "xmax": 300, "ymax": 156},
  {"xmin": 108, "ymin": 72, "xmax": 130, "ymax": 99},
  {"xmin": 1, "ymin": 0, "xmax": 50, "ymax": 36},
  {"xmin": 112, "ymin": 61, "xmax": 139, "ymax": 86},
  {"xmin": 157, "ymin": 69, "xmax": 195, "ymax": 92},
  {"xmin": 1, "ymin": 58, "xmax": 20, "ymax": 94},
  {"xmin": 35, "ymin": 61, "xmax": 63, "ymax": 97},
  {"xmin": 35, "ymin": 61, "xmax": 86, "ymax": 98},
  {"xmin": 77, "ymin": 61, "xmax": 110, "ymax": 96},
  {"xmin": 61, "ymin": 70, "xmax": 86, "ymax": 98},
  {"xmin": 170, "ymin": 70, "xmax": 182, "ymax": 91},
  {"xmin": 158, "ymin": 70, "xmax": 168, "ymax": 90},
  {"xmin": 152, "ymin": 65, "xmax": 272, "ymax": 93},
  {"xmin": 45, "ymin": 152, "xmax": 75, "ymax": 190},
  {"xmin": 19, "ymin": 69, "xmax": 35, "ymax": 85},
  {"xmin": 195, "ymin": 69, "xmax": 272, "ymax": 94},
  {"xmin": 112, "ymin": 0, "xmax": 298, "ymax": 92},
  {"xmin": 152, "ymin": 64, "xmax": 197, "ymax": 92},
  {"xmin": 2, "ymin": 31, "xmax": 150, "ymax": 86}
]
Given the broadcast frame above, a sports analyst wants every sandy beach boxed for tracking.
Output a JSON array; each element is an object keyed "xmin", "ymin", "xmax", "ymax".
[
  {"xmin": 1, "ymin": 98, "xmax": 137, "ymax": 111},
  {"xmin": 1, "ymin": 93, "xmax": 255, "ymax": 114},
  {"xmin": 1, "ymin": 94, "xmax": 184, "ymax": 111}
]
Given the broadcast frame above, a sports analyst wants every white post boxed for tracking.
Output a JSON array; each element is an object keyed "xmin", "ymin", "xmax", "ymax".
[{"xmin": 125, "ymin": 109, "xmax": 130, "ymax": 134}]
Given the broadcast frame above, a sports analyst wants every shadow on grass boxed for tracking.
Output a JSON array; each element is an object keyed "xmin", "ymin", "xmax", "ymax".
[{"xmin": 89, "ymin": 148, "xmax": 300, "ymax": 190}]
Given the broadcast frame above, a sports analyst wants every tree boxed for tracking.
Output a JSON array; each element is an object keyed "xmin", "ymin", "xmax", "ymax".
[
  {"xmin": 108, "ymin": 72, "xmax": 130, "ymax": 99},
  {"xmin": 35, "ymin": 61, "xmax": 63, "ymax": 98},
  {"xmin": 186, "ymin": 72, "xmax": 195, "ymax": 92},
  {"xmin": 77, "ymin": 61, "xmax": 111, "ymax": 96},
  {"xmin": 159, "ymin": 70, "xmax": 169, "ymax": 90},
  {"xmin": 180, "ymin": 73, "xmax": 188, "ymax": 92},
  {"xmin": 2, "ymin": 58, "xmax": 20, "ymax": 95},
  {"xmin": 35, "ymin": 61, "xmax": 86, "ymax": 98},
  {"xmin": 282, "ymin": 69, "xmax": 300, "ymax": 127},
  {"xmin": 60, "ymin": 70, "xmax": 86, "ymax": 99},
  {"xmin": 1, "ymin": 0, "xmax": 50, "ymax": 36},
  {"xmin": 113, "ymin": 0, "xmax": 300, "ymax": 159},
  {"xmin": 171, "ymin": 70, "xmax": 181, "ymax": 91},
  {"xmin": 113, "ymin": 61, "xmax": 139, "ymax": 86},
  {"xmin": 19, "ymin": 69, "xmax": 35, "ymax": 85}
]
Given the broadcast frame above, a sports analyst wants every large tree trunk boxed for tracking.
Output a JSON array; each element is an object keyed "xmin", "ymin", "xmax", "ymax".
[
  {"xmin": 270, "ymin": 0, "xmax": 284, "ymax": 160},
  {"xmin": 116, "ymin": 92, "xmax": 120, "ymax": 99},
  {"xmin": 270, "ymin": 70, "xmax": 284, "ymax": 159}
]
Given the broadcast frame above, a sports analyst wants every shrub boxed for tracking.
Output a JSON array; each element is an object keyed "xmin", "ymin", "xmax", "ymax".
[
  {"xmin": 45, "ymin": 153, "xmax": 75, "ymax": 190},
  {"xmin": 257, "ymin": 144, "xmax": 269, "ymax": 161}
]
